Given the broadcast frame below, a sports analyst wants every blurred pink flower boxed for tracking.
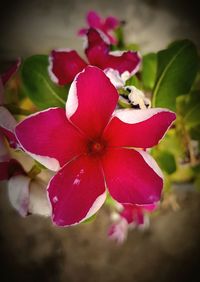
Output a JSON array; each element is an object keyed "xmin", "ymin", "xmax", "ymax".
[
  {"xmin": 108, "ymin": 203, "xmax": 157, "ymax": 243},
  {"xmin": 48, "ymin": 28, "xmax": 140, "ymax": 86},
  {"xmin": 78, "ymin": 11, "xmax": 120, "ymax": 44},
  {"xmin": 0, "ymin": 59, "xmax": 50, "ymax": 217},
  {"xmin": 120, "ymin": 203, "xmax": 157, "ymax": 226},
  {"xmin": 16, "ymin": 66, "xmax": 175, "ymax": 227}
]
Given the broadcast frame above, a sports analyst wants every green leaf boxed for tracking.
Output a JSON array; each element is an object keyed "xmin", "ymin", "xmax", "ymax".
[
  {"xmin": 156, "ymin": 151, "xmax": 177, "ymax": 175},
  {"xmin": 155, "ymin": 129, "xmax": 185, "ymax": 158},
  {"xmin": 113, "ymin": 26, "xmax": 125, "ymax": 49},
  {"xmin": 141, "ymin": 53, "xmax": 157, "ymax": 90},
  {"xmin": 20, "ymin": 55, "xmax": 68, "ymax": 109},
  {"xmin": 184, "ymin": 91, "xmax": 200, "ymax": 129},
  {"xmin": 189, "ymin": 125, "xmax": 200, "ymax": 140},
  {"xmin": 152, "ymin": 40, "xmax": 198, "ymax": 111}
]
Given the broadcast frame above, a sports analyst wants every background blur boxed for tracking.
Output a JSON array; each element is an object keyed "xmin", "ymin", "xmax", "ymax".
[{"xmin": 0, "ymin": 0, "xmax": 200, "ymax": 281}]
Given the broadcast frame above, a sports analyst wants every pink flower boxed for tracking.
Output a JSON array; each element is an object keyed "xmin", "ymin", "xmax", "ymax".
[
  {"xmin": 108, "ymin": 218, "xmax": 128, "ymax": 244},
  {"xmin": 48, "ymin": 28, "xmax": 140, "ymax": 86},
  {"xmin": 15, "ymin": 66, "xmax": 176, "ymax": 227},
  {"xmin": 78, "ymin": 11, "xmax": 120, "ymax": 44},
  {"xmin": 108, "ymin": 203, "xmax": 156, "ymax": 244},
  {"xmin": 120, "ymin": 203, "xmax": 157, "ymax": 227},
  {"xmin": 8, "ymin": 174, "xmax": 51, "ymax": 217},
  {"xmin": 0, "ymin": 60, "xmax": 51, "ymax": 217},
  {"xmin": 0, "ymin": 129, "xmax": 51, "ymax": 217}
]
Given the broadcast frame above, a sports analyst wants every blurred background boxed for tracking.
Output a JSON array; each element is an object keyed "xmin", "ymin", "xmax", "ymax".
[{"xmin": 0, "ymin": 0, "xmax": 200, "ymax": 281}]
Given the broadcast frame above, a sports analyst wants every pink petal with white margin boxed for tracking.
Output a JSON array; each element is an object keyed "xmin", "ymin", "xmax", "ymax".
[
  {"xmin": 15, "ymin": 108, "xmax": 87, "ymax": 171},
  {"xmin": 102, "ymin": 148, "xmax": 163, "ymax": 205},
  {"xmin": 47, "ymin": 155, "xmax": 106, "ymax": 226},
  {"xmin": 8, "ymin": 174, "xmax": 30, "ymax": 217},
  {"xmin": 66, "ymin": 66, "xmax": 119, "ymax": 138},
  {"xmin": 85, "ymin": 29, "xmax": 140, "ymax": 74},
  {"xmin": 105, "ymin": 50, "xmax": 141, "ymax": 75},
  {"xmin": 0, "ymin": 106, "xmax": 18, "ymax": 148},
  {"xmin": 103, "ymin": 108, "xmax": 176, "ymax": 148},
  {"xmin": 48, "ymin": 49, "xmax": 88, "ymax": 85},
  {"xmin": 104, "ymin": 69, "xmax": 124, "ymax": 88}
]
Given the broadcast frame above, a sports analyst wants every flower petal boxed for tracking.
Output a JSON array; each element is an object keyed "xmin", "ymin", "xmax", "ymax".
[
  {"xmin": 8, "ymin": 174, "xmax": 30, "ymax": 217},
  {"xmin": 104, "ymin": 108, "xmax": 176, "ymax": 148},
  {"xmin": 85, "ymin": 29, "xmax": 113, "ymax": 62},
  {"xmin": 87, "ymin": 11, "xmax": 101, "ymax": 28},
  {"xmin": 1, "ymin": 58, "xmax": 21, "ymax": 86},
  {"xmin": 108, "ymin": 218, "xmax": 128, "ymax": 244},
  {"xmin": 15, "ymin": 108, "xmax": 86, "ymax": 171},
  {"xmin": 0, "ymin": 106, "xmax": 18, "ymax": 148},
  {"xmin": 78, "ymin": 28, "xmax": 88, "ymax": 36},
  {"xmin": 48, "ymin": 49, "xmax": 87, "ymax": 85},
  {"xmin": 28, "ymin": 179, "xmax": 51, "ymax": 216},
  {"xmin": 85, "ymin": 29, "xmax": 141, "ymax": 75},
  {"xmin": 47, "ymin": 155, "xmax": 106, "ymax": 226},
  {"xmin": 104, "ymin": 16, "xmax": 120, "ymax": 30},
  {"xmin": 66, "ymin": 66, "xmax": 118, "ymax": 138},
  {"xmin": 104, "ymin": 69, "xmax": 125, "ymax": 88},
  {"xmin": 103, "ymin": 148, "xmax": 163, "ymax": 205}
]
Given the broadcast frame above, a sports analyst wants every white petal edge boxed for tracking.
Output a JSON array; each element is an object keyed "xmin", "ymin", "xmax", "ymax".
[
  {"xmin": 84, "ymin": 190, "xmax": 107, "ymax": 220},
  {"xmin": 48, "ymin": 179, "xmax": 106, "ymax": 227},
  {"xmin": 8, "ymin": 175, "xmax": 30, "ymax": 217},
  {"xmin": 48, "ymin": 49, "xmax": 72, "ymax": 84},
  {"xmin": 135, "ymin": 149, "xmax": 163, "ymax": 179},
  {"xmin": 113, "ymin": 107, "xmax": 175, "ymax": 124},
  {"xmin": 65, "ymin": 67, "xmax": 87, "ymax": 119},
  {"xmin": 0, "ymin": 106, "xmax": 17, "ymax": 133},
  {"xmin": 104, "ymin": 68, "xmax": 124, "ymax": 88},
  {"xmin": 96, "ymin": 29, "xmax": 110, "ymax": 45},
  {"xmin": 109, "ymin": 50, "xmax": 141, "ymax": 78},
  {"xmin": 48, "ymin": 55, "xmax": 59, "ymax": 84},
  {"xmin": 15, "ymin": 107, "xmax": 61, "ymax": 171}
]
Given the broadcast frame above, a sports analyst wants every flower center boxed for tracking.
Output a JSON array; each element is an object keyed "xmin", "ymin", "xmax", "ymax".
[{"xmin": 87, "ymin": 139, "xmax": 107, "ymax": 157}]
